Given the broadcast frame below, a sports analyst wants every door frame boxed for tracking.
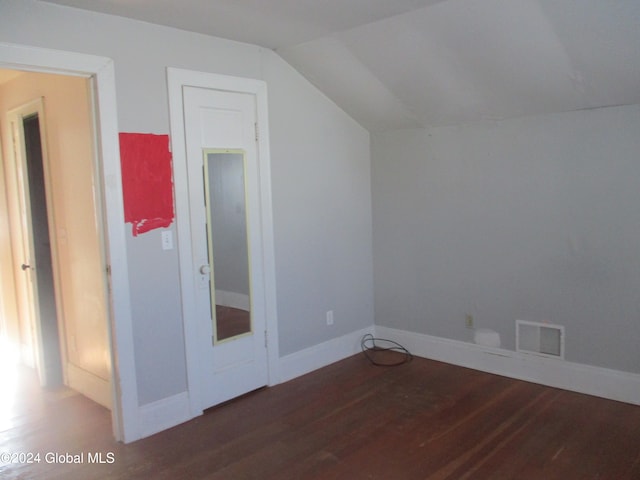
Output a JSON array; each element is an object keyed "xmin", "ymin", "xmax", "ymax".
[
  {"xmin": 167, "ymin": 67, "xmax": 280, "ymax": 417},
  {"xmin": 0, "ymin": 42, "xmax": 138, "ymax": 442}
]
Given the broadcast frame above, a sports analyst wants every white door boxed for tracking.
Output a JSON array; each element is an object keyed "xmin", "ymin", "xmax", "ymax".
[
  {"xmin": 8, "ymin": 100, "xmax": 60, "ymax": 386},
  {"xmin": 182, "ymin": 86, "xmax": 268, "ymax": 409}
]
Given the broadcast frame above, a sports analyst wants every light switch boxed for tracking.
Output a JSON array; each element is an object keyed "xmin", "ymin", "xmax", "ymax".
[{"xmin": 161, "ymin": 230, "xmax": 173, "ymax": 250}]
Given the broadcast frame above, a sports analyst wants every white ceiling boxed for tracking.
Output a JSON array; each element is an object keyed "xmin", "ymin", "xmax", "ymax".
[{"xmin": 41, "ymin": 0, "xmax": 640, "ymax": 132}]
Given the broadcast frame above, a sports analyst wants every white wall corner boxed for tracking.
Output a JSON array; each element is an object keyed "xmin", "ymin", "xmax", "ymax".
[
  {"xmin": 137, "ymin": 391, "xmax": 193, "ymax": 440},
  {"xmin": 278, "ymin": 326, "xmax": 375, "ymax": 384},
  {"xmin": 374, "ymin": 326, "xmax": 640, "ymax": 406}
]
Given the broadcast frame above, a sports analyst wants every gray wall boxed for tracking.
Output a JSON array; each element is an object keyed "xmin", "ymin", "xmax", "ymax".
[
  {"xmin": 1, "ymin": 0, "xmax": 373, "ymax": 404},
  {"xmin": 372, "ymin": 104, "xmax": 640, "ymax": 374},
  {"xmin": 264, "ymin": 54, "xmax": 374, "ymax": 355}
]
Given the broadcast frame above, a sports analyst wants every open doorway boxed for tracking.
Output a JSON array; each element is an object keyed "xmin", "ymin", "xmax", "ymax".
[
  {"xmin": 0, "ymin": 43, "xmax": 138, "ymax": 443},
  {"xmin": 0, "ymin": 68, "xmax": 113, "ymax": 436}
]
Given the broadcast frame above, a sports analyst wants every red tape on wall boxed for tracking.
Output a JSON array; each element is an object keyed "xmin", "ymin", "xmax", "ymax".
[{"xmin": 119, "ymin": 133, "xmax": 174, "ymax": 236}]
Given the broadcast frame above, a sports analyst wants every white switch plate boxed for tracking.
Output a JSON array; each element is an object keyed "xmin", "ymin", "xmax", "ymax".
[{"xmin": 161, "ymin": 230, "xmax": 173, "ymax": 250}]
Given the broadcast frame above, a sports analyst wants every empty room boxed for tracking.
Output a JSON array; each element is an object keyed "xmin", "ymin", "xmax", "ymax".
[{"xmin": 0, "ymin": 0, "xmax": 639, "ymax": 478}]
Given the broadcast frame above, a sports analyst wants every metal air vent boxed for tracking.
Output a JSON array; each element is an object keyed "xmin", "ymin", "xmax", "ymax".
[{"xmin": 516, "ymin": 320, "xmax": 564, "ymax": 359}]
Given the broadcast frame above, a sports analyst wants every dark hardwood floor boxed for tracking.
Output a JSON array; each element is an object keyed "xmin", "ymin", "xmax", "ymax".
[
  {"xmin": 215, "ymin": 305, "xmax": 251, "ymax": 340},
  {"xmin": 1, "ymin": 353, "xmax": 639, "ymax": 479}
]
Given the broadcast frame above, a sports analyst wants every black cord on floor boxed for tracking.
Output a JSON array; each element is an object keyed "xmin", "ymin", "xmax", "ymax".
[{"xmin": 361, "ymin": 333, "xmax": 413, "ymax": 366}]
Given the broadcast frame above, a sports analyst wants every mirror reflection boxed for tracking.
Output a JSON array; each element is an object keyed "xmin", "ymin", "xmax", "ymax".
[{"xmin": 204, "ymin": 150, "xmax": 251, "ymax": 342}]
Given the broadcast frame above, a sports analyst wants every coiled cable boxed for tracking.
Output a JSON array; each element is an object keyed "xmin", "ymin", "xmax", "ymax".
[{"xmin": 361, "ymin": 333, "xmax": 413, "ymax": 366}]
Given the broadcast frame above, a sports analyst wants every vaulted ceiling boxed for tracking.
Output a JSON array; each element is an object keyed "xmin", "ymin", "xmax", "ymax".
[{"xmin": 41, "ymin": 0, "xmax": 640, "ymax": 132}]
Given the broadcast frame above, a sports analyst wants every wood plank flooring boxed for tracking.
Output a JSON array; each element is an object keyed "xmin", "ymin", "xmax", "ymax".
[
  {"xmin": 215, "ymin": 305, "xmax": 251, "ymax": 340},
  {"xmin": 1, "ymin": 354, "xmax": 639, "ymax": 479}
]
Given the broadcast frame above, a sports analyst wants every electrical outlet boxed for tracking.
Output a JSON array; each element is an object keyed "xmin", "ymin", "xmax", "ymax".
[
  {"xmin": 465, "ymin": 314, "xmax": 474, "ymax": 329},
  {"xmin": 326, "ymin": 310, "xmax": 334, "ymax": 326}
]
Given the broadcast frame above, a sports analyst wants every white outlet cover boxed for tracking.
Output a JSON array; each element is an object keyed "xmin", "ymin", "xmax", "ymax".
[{"xmin": 161, "ymin": 230, "xmax": 173, "ymax": 250}]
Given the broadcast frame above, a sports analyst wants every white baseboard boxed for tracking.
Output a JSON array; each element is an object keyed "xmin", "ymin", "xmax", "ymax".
[
  {"xmin": 66, "ymin": 363, "xmax": 112, "ymax": 409},
  {"xmin": 279, "ymin": 326, "xmax": 375, "ymax": 383},
  {"xmin": 375, "ymin": 326, "xmax": 640, "ymax": 406},
  {"xmin": 137, "ymin": 391, "xmax": 192, "ymax": 440},
  {"xmin": 129, "ymin": 325, "xmax": 638, "ymax": 442}
]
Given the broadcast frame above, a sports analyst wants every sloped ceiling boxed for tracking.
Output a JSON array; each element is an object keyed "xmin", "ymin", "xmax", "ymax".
[{"xmin": 41, "ymin": 0, "xmax": 640, "ymax": 132}]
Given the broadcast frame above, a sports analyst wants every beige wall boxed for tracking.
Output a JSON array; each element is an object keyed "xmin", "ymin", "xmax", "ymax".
[
  {"xmin": 0, "ymin": 71, "xmax": 111, "ymax": 387},
  {"xmin": 0, "ymin": 117, "xmax": 21, "ymax": 349}
]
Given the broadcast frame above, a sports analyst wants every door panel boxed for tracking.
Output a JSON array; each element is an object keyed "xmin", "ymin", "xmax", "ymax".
[
  {"xmin": 183, "ymin": 86, "xmax": 268, "ymax": 409},
  {"xmin": 200, "ymin": 108, "xmax": 244, "ymax": 145},
  {"xmin": 22, "ymin": 113, "xmax": 63, "ymax": 387}
]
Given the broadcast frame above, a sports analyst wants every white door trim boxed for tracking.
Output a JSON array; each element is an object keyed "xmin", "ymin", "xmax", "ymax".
[
  {"xmin": 0, "ymin": 42, "xmax": 138, "ymax": 442},
  {"xmin": 167, "ymin": 67, "xmax": 280, "ymax": 417}
]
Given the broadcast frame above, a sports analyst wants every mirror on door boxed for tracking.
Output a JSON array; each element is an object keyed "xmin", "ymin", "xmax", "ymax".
[{"xmin": 203, "ymin": 150, "xmax": 252, "ymax": 342}]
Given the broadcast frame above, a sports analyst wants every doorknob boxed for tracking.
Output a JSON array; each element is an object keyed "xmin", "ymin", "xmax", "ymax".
[
  {"xmin": 199, "ymin": 265, "xmax": 211, "ymax": 275},
  {"xmin": 21, "ymin": 263, "xmax": 32, "ymax": 271}
]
